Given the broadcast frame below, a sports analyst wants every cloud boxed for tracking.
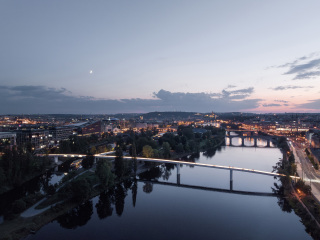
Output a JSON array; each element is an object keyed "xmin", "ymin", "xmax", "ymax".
[
  {"xmin": 274, "ymin": 100, "xmax": 288, "ymax": 103},
  {"xmin": 219, "ymin": 87, "xmax": 254, "ymax": 100},
  {"xmin": 262, "ymin": 104, "xmax": 281, "ymax": 107},
  {"xmin": 275, "ymin": 53, "xmax": 320, "ymax": 80},
  {"xmin": 292, "ymin": 71, "xmax": 320, "ymax": 80},
  {"xmin": 297, "ymin": 99, "xmax": 320, "ymax": 110},
  {"xmin": 284, "ymin": 59, "xmax": 320, "ymax": 74},
  {"xmin": 270, "ymin": 85, "xmax": 314, "ymax": 91},
  {"xmin": 0, "ymin": 85, "xmax": 261, "ymax": 114},
  {"xmin": 225, "ymin": 85, "xmax": 237, "ymax": 89}
]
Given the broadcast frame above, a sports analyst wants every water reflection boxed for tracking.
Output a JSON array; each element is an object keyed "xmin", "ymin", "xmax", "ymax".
[
  {"xmin": 26, "ymin": 154, "xmax": 312, "ymax": 240},
  {"xmin": 0, "ymin": 169, "xmax": 54, "ymax": 220},
  {"xmin": 272, "ymin": 181, "xmax": 293, "ymax": 213},
  {"xmin": 0, "ymin": 158, "xmax": 78, "ymax": 220},
  {"xmin": 115, "ymin": 184, "xmax": 126, "ymax": 216},
  {"xmin": 131, "ymin": 180, "xmax": 137, "ymax": 207},
  {"xmin": 57, "ymin": 200, "xmax": 93, "ymax": 229},
  {"xmin": 96, "ymin": 189, "xmax": 114, "ymax": 219}
]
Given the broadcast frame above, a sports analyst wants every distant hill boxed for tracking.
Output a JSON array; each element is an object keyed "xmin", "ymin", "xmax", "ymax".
[{"xmin": 139, "ymin": 111, "xmax": 202, "ymax": 120}]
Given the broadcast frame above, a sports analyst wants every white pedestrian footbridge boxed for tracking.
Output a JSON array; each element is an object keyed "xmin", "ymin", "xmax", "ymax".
[{"xmin": 39, "ymin": 153, "xmax": 320, "ymax": 190}]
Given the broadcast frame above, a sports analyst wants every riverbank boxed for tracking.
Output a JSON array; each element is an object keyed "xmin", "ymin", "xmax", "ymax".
[
  {"xmin": 0, "ymin": 135, "xmax": 226, "ymax": 240},
  {"xmin": 170, "ymin": 135, "xmax": 225, "ymax": 160},
  {"xmin": 0, "ymin": 193, "xmax": 101, "ymax": 240},
  {"xmin": 0, "ymin": 171, "xmax": 103, "ymax": 240},
  {"xmin": 0, "ymin": 161, "xmax": 150, "ymax": 240},
  {"xmin": 0, "ymin": 164, "xmax": 54, "ymax": 196},
  {"xmin": 276, "ymin": 138, "xmax": 320, "ymax": 239},
  {"xmin": 281, "ymin": 176, "xmax": 320, "ymax": 239}
]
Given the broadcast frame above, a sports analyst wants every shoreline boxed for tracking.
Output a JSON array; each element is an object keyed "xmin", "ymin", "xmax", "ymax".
[{"xmin": 0, "ymin": 135, "xmax": 227, "ymax": 240}]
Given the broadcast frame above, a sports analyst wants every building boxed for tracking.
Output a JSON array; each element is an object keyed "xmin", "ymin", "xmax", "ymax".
[
  {"xmin": 0, "ymin": 132, "xmax": 16, "ymax": 152},
  {"xmin": 101, "ymin": 118, "xmax": 120, "ymax": 133},
  {"xmin": 15, "ymin": 129, "xmax": 49, "ymax": 150},
  {"xmin": 77, "ymin": 121, "xmax": 102, "ymax": 136},
  {"xmin": 49, "ymin": 126, "xmax": 74, "ymax": 144}
]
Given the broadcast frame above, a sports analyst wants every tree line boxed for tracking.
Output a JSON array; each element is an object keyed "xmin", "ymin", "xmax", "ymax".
[{"xmin": 0, "ymin": 146, "xmax": 51, "ymax": 191}]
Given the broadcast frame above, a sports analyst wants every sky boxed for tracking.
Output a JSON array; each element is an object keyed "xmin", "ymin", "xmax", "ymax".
[{"xmin": 1, "ymin": 0, "xmax": 320, "ymax": 114}]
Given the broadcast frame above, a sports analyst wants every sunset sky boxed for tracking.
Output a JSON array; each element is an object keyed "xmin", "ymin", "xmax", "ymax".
[{"xmin": 1, "ymin": 1, "xmax": 320, "ymax": 114}]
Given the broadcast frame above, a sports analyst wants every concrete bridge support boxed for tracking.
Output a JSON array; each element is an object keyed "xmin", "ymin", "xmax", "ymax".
[
  {"xmin": 176, "ymin": 164, "xmax": 180, "ymax": 185},
  {"xmin": 266, "ymin": 140, "xmax": 270, "ymax": 148},
  {"xmin": 230, "ymin": 169, "xmax": 233, "ymax": 191},
  {"xmin": 254, "ymin": 138, "xmax": 257, "ymax": 147},
  {"xmin": 241, "ymin": 137, "xmax": 245, "ymax": 147},
  {"xmin": 229, "ymin": 137, "xmax": 232, "ymax": 146},
  {"xmin": 54, "ymin": 156, "xmax": 58, "ymax": 164}
]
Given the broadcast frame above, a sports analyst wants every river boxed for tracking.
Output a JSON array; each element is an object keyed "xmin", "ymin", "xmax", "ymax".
[{"xmin": 24, "ymin": 136, "xmax": 312, "ymax": 240}]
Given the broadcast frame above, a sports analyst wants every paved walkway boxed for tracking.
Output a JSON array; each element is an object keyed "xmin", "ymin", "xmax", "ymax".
[
  {"xmin": 20, "ymin": 198, "xmax": 51, "ymax": 218},
  {"xmin": 20, "ymin": 168, "xmax": 91, "ymax": 218}
]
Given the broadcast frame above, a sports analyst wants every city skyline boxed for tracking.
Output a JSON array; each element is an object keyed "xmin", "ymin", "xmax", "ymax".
[{"xmin": 1, "ymin": 1, "xmax": 320, "ymax": 114}]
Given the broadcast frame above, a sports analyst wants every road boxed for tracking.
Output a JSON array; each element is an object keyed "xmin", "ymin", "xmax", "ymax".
[{"xmin": 290, "ymin": 141, "xmax": 320, "ymax": 202}]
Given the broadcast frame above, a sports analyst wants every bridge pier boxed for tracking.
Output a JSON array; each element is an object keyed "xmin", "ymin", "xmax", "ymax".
[
  {"xmin": 254, "ymin": 138, "xmax": 257, "ymax": 147},
  {"xmin": 241, "ymin": 137, "xmax": 245, "ymax": 147},
  {"xmin": 54, "ymin": 156, "xmax": 58, "ymax": 164},
  {"xmin": 266, "ymin": 140, "xmax": 270, "ymax": 147},
  {"xmin": 229, "ymin": 137, "xmax": 232, "ymax": 146},
  {"xmin": 176, "ymin": 164, "xmax": 180, "ymax": 185},
  {"xmin": 230, "ymin": 169, "xmax": 233, "ymax": 191}
]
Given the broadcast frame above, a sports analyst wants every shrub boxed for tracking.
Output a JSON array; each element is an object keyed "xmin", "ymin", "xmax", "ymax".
[{"xmin": 12, "ymin": 199, "xmax": 26, "ymax": 214}]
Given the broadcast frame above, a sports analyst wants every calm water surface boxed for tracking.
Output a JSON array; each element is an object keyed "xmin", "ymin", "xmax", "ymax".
[{"xmin": 26, "ymin": 140, "xmax": 312, "ymax": 240}]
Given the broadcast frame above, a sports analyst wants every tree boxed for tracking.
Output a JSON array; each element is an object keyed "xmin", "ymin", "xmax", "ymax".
[
  {"xmin": 288, "ymin": 152, "xmax": 295, "ymax": 164},
  {"xmin": 89, "ymin": 134, "xmax": 99, "ymax": 143},
  {"xmin": 182, "ymin": 127, "xmax": 194, "ymax": 139},
  {"xmin": 90, "ymin": 146, "xmax": 97, "ymax": 154},
  {"xmin": 98, "ymin": 145, "xmax": 107, "ymax": 153},
  {"xmin": 12, "ymin": 199, "xmax": 26, "ymax": 214},
  {"xmin": 187, "ymin": 140, "xmax": 197, "ymax": 152},
  {"xmin": 132, "ymin": 141, "xmax": 137, "ymax": 175},
  {"xmin": 47, "ymin": 184, "xmax": 56, "ymax": 195},
  {"xmin": 142, "ymin": 145, "xmax": 154, "ymax": 158},
  {"xmin": 106, "ymin": 144, "xmax": 113, "ymax": 151},
  {"xmin": 70, "ymin": 178, "xmax": 92, "ymax": 202},
  {"xmin": 59, "ymin": 140, "xmax": 71, "ymax": 153},
  {"xmin": 162, "ymin": 142, "xmax": 171, "ymax": 158},
  {"xmin": 96, "ymin": 160, "xmax": 114, "ymax": 187},
  {"xmin": 114, "ymin": 145, "xmax": 125, "ymax": 179},
  {"xmin": 82, "ymin": 153, "xmax": 94, "ymax": 169},
  {"xmin": 175, "ymin": 143, "xmax": 184, "ymax": 154},
  {"xmin": 153, "ymin": 149, "xmax": 161, "ymax": 158},
  {"xmin": 0, "ymin": 167, "xmax": 6, "ymax": 186}
]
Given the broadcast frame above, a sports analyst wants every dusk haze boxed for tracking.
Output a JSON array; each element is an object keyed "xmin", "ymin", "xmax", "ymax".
[
  {"xmin": 1, "ymin": 1, "xmax": 320, "ymax": 240},
  {"xmin": 1, "ymin": 1, "xmax": 320, "ymax": 114}
]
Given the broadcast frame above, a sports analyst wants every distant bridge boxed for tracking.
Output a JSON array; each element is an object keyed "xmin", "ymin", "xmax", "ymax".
[{"xmin": 225, "ymin": 130, "xmax": 277, "ymax": 148}]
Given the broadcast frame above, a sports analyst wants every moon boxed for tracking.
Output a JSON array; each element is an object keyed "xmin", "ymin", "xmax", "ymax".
[{"xmin": 89, "ymin": 70, "xmax": 93, "ymax": 74}]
